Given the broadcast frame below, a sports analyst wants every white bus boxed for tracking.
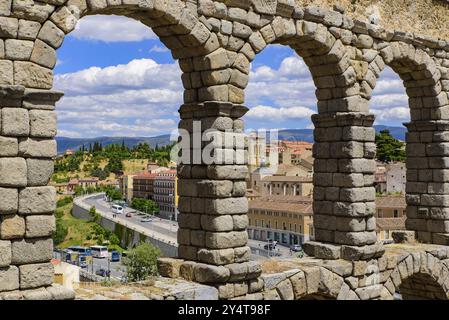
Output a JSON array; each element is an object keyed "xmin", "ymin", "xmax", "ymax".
[
  {"xmin": 111, "ymin": 204, "xmax": 124, "ymax": 214},
  {"xmin": 90, "ymin": 245, "xmax": 109, "ymax": 258}
]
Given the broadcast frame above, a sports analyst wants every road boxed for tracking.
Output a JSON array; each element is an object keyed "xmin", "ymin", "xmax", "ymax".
[
  {"xmin": 84, "ymin": 194, "xmax": 178, "ymax": 242},
  {"xmin": 53, "ymin": 250, "xmax": 126, "ymax": 280},
  {"xmin": 79, "ymin": 193, "xmax": 298, "ymax": 260}
]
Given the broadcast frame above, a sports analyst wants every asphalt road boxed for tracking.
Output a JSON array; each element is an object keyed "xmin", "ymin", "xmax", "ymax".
[
  {"xmin": 84, "ymin": 194, "xmax": 178, "ymax": 241},
  {"xmin": 81, "ymin": 193, "xmax": 298, "ymax": 260}
]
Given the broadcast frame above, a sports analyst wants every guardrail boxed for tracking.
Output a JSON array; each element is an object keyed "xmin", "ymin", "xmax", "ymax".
[{"xmin": 74, "ymin": 193, "xmax": 178, "ymax": 247}]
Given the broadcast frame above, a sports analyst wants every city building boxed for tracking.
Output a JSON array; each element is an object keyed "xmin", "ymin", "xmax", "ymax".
[
  {"xmin": 375, "ymin": 195, "xmax": 406, "ymax": 241},
  {"xmin": 247, "ymin": 196, "xmax": 314, "ymax": 246},
  {"xmin": 67, "ymin": 177, "xmax": 100, "ymax": 193},
  {"xmin": 375, "ymin": 195, "xmax": 406, "ymax": 218},
  {"xmin": 153, "ymin": 170, "xmax": 179, "ymax": 220},
  {"xmin": 132, "ymin": 172, "xmax": 157, "ymax": 200},
  {"xmin": 119, "ymin": 174, "xmax": 137, "ymax": 203},
  {"xmin": 386, "ymin": 162, "xmax": 406, "ymax": 194},
  {"xmin": 374, "ymin": 163, "xmax": 387, "ymax": 193},
  {"xmin": 259, "ymin": 175, "xmax": 313, "ymax": 197},
  {"xmin": 374, "ymin": 162, "xmax": 406, "ymax": 195}
]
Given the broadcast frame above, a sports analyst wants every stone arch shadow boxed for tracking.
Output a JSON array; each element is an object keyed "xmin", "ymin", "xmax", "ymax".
[{"xmin": 382, "ymin": 253, "xmax": 449, "ymax": 300}]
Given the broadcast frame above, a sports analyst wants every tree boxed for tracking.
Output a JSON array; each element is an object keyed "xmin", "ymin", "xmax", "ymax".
[
  {"xmin": 131, "ymin": 198, "xmax": 159, "ymax": 214},
  {"xmin": 122, "ymin": 242, "xmax": 160, "ymax": 282},
  {"xmin": 375, "ymin": 130, "xmax": 406, "ymax": 163},
  {"xmin": 53, "ymin": 219, "xmax": 68, "ymax": 246}
]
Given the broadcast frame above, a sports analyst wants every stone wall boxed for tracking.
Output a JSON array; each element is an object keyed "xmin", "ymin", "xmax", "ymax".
[
  {"xmin": 72, "ymin": 195, "xmax": 178, "ymax": 257},
  {"xmin": 159, "ymin": 239, "xmax": 449, "ymax": 300},
  {"xmin": 2, "ymin": 0, "xmax": 449, "ymax": 299}
]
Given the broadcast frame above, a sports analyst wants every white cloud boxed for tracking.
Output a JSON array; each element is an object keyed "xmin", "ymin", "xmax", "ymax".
[
  {"xmin": 373, "ymin": 107, "xmax": 410, "ymax": 123},
  {"xmin": 55, "ymin": 58, "xmax": 183, "ymax": 137},
  {"xmin": 150, "ymin": 45, "xmax": 169, "ymax": 53},
  {"xmin": 55, "ymin": 58, "xmax": 182, "ymax": 96},
  {"xmin": 70, "ymin": 15, "xmax": 156, "ymax": 42},
  {"xmin": 246, "ymin": 105, "xmax": 315, "ymax": 121}
]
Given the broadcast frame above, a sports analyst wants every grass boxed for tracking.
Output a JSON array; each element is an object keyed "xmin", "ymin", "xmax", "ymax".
[
  {"xmin": 56, "ymin": 203, "xmax": 99, "ymax": 249},
  {"xmin": 56, "ymin": 202, "xmax": 126, "ymax": 253}
]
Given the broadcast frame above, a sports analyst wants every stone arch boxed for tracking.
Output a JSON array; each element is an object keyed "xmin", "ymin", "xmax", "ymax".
[
  {"xmin": 14, "ymin": 0, "xmax": 221, "ymax": 104},
  {"xmin": 365, "ymin": 41, "xmax": 443, "ymax": 121},
  {"xmin": 225, "ymin": 18, "xmax": 364, "ymax": 113},
  {"xmin": 383, "ymin": 253, "xmax": 449, "ymax": 300}
]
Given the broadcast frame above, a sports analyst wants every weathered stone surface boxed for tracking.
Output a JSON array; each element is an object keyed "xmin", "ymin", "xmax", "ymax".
[
  {"xmin": 0, "ymin": 187, "xmax": 18, "ymax": 214},
  {"xmin": 19, "ymin": 138, "xmax": 57, "ymax": 158},
  {"xmin": 26, "ymin": 159, "xmax": 54, "ymax": 186},
  {"xmin": 46, "ymin": 284, "xmax": 76, "ymax": 300},
  {"xmin": 0, "ymin": 240, "xmax": 11, "ymax": 267},
  {"xmin": 25, "ymin": 215, "xmax": 55, "ymax": 238},
  {"xmin": 157, "ymin": 257, "xmax": 184, "ymax": 278},
  {"xmin": 19, "ymin": 262, "xmax": 54, "ymax": 289},
  {"xmin": 19, "ymin": 187, "xmax": 56, "ymax": 214},
  {"xmin": 193, "ymin": 263, "xmax": 230, "ymax": 283},
  {"xmin": 11, "ymin": 238, "xmax": 53, "ymax": 264},
  {"xmin": 0, "ymin": 157, "xmax": 27, "ymax": 187},
  {"xmin": 0, "ymin": 215, "xmax": 25, "ymax": 239},
  {"xmin": 0, "ymin": 136, "xmax": 18, "ymax": 156},
  {"xmin": 38, "ymin": 21, "xmax": 65, "ymax": 49},
  {"xmin": 205, "ymin": 231, "xmax": 248, "ymax": 249},
  {"xmin": 30, "ymin": 39, "xmax": 57, "ymax": 69},
  {"xmin": 2, "ymin": 108, "xmax": 29, "ymax": 136},
  {"xmin": 14, "ymin": 61, "xmax": 53, "ymax": 89},
  {"xmin": 18, "ymin": 20, "xmax": 41, "ymax": 40},
  {"xmin": 5, "ymin": 39, "xmax": 34, "ymax": 60},
  {"xmin": 0, "ymin": 266, "xmax": 19, "ymax": 291}
]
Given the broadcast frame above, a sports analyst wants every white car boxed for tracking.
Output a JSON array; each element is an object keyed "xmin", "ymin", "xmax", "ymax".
[{"xmin": 140, "ymin": 216, "xmax": 153, "ymax": 222}]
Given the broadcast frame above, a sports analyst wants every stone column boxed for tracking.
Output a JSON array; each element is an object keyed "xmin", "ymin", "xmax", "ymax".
[
  {"xmin": 0, "ymin": 85, "xmax": 73, "ymax": 299},
  {"xmin": 293, "ymin": 184, "xmax": 297, "ymax": 196},
  {"xmin": 176, "ymin": 102, "xmax": 262, "ymax": 299},
  {"xmin": 283, "ymin": 183, "xmax": 287, "ymax": 196},
  {"xmin": 405, "ymin": 121, "xmax": 449, "ymax": 245},
  {"xmin": 303, "ymin": 113, "xmax": 384, "ymax": 261}
]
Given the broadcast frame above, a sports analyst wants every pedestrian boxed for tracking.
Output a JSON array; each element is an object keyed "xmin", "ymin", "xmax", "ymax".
[{"xmin": 289, "ymin": 248, "xmax": 292, "ymax": 256}]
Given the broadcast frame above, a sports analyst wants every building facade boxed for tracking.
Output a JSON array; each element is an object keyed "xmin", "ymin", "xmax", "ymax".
[
  {"xmin": 132, "ymin": 172, "xmax": 157, "ymax": 200},
  {"xmin": 386, "ymin": 162, "xmax": 406, "ymax": 194},
  {"xmin": 247, "ymin": 196, "xmax": 314, "ymax": 246},
  {"xmin": 153, "ymin": 170, "xmax": 178, "ymax": 220}
]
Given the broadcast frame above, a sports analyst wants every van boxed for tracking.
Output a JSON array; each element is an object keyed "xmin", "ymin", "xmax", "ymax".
[{"xmin": 111, "ymin": 205, "xmax": 123, "ymax": 214}]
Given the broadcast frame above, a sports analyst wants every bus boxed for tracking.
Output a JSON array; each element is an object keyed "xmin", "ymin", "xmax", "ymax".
[
  {"xmin": 68, "ymin": 246, "xmax": 92, "ymax": 256},
  {"xmin": 112, "ymin": 204, "xmax": 124, "ymax": 214},
  {"xmin": 90, "ymin": 245, "xmax": 109, "ymax": 258}
]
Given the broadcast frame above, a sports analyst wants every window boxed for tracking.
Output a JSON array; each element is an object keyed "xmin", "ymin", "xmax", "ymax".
[{"xmin": 394, "ymin": 210, "xmax": 399, "ymax": 218}]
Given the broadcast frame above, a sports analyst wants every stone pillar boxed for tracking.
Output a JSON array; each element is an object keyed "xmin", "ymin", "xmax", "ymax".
[
  {"xmin": 0, "ymin": 84, "xmax": 73, "ymax": 299},
  {"xmin": 283, "ymin": 183, "xmax": 287, "ymax": 196},
  {"xmin": 269, "ymin": 183, "xmax": 273, "ymax": 195},
  {"xmin": 293, "ymin": 184, "xmax": 297, "ymax": 196},
  {"xmin": 405, "ymin": 121, "xmax": 449, "ymax": 245},
  {"xmin": 303, "ymin": 113, "xmax": 384, "ymax": 261},
  {"xmin": 176, "ymin": 102, "xmax": 261, "ymax": 299}
]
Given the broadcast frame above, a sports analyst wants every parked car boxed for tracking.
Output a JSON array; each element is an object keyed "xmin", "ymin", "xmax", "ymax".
[
  {"xmin": 264, "ymin": 243, "xmax": 276, "ymax": 250},
  {"xmin": 110, "ymin": 250, "xmax": 120, "ymax": 262},
  {"xmin": 140, "ymin": 216, "xmax": 153, "ymax": 222},
  {"xmin": 95, "ymin": 268, "xmax": 110, "ymax": 277},
  {"xmin": 290, "ymin": 244, "xmax": 302, "ymax": 252}
]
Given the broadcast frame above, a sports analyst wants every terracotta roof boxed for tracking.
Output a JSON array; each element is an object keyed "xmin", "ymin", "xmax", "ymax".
[
  {"xmin": 249, "ymin": 198, "xmax": 313, "ymax": 215},
  {"xmin": 134, "ymin": 172, "xmax": 158, "ymax": 179},
  {"xmin": 375, "ymin": 196, "xmax": 406, "ymax": 209},
  {"xmin": 376, "ymin": 216, "xmax": 406, "ymax": 231}
]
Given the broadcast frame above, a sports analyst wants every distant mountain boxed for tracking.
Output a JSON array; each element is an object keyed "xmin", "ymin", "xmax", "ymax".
[
  {"xmin": 56, "ymin": 126, "xmax": 407, "ymax": 154},
  {"xmin": 56, "ymin": 135, "xmax": 172, "ymax": 154},
  {"xmin": 276, "ymin": 125, "xmax": 406, "ymax": 143}
]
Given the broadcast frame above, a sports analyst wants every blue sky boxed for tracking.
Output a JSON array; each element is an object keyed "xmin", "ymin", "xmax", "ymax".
[{"xmin": 54, "ymin": 15, "xmax": 408, "ymax": 138}]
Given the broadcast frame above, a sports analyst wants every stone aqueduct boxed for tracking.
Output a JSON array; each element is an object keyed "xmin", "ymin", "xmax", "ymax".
[{"xmin": 1, "ymin": 0, "xmax": 449, "ymax": 300}]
